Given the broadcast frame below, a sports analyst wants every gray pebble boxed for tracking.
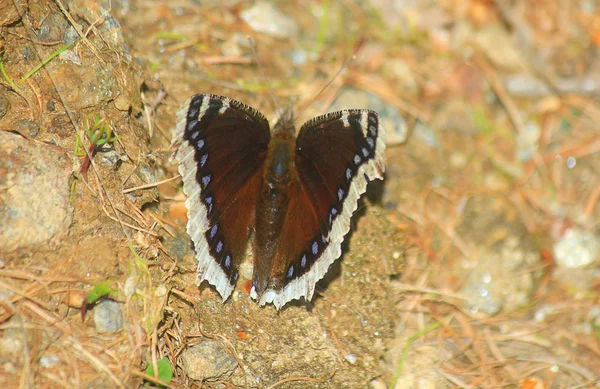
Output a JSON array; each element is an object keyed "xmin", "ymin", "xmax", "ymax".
[
  {"xmin": 181, "ymin": 340, "xmax": 237, "ymax": 382},
  {"xmin": 93, "ymin": 299, "xmax": 123, "ymax": 333}
]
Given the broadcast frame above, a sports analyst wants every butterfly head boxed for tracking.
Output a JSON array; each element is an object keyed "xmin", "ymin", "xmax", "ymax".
[{"xmin": 273, "ymin": 106, "xmax": 295, "ymax": 135}]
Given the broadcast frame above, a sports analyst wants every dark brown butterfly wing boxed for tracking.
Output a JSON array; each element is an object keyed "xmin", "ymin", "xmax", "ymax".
[
  {"xmin": 171, "ymin": 94, "xmax": 270, "ymax": 300},
  {"xmin": 258, "ymin": 109, "xmax": 386, "ymax": 308}
]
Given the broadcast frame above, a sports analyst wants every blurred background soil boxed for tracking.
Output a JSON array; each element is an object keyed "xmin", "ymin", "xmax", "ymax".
[{"xmin": 0, "ymin": 0, "xmax": 599, "ymax": 388}]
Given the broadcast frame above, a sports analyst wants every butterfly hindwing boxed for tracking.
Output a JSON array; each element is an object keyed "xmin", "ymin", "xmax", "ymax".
[{"xmin": 171, "ymin": 94, "xmax": 270, "ymax": 300}]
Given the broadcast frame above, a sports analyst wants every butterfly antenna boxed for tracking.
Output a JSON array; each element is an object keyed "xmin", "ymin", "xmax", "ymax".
[{"xmin": 248, "ymin": 37, "xmax": 281, "ymax": 115}]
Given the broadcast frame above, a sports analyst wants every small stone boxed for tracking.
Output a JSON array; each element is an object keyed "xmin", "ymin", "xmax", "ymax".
[
  {"xmin": 21, "ymin": 46, "xmax": 36, "ymax": 63},
  {"xmin": 130, "ymin": 161, "xmax": 159, "ymax": 206},
  {"xmin": 473, "ymin": 25, "xmax": 526, "ymax": 71},
  {"xmin": 344, "ymin": 353, "xmax": 357, "ymax": 364},
  {"xmin": 516, "ymin": 122, "xmax": 541, "ymax": 162},
  {"xmin": 40, "ymin": 354, "xmax": 61, "ymax": 368},
  {"xmin": 64, "ymin": 26, "xmax": 79, "ymax": 45},
  {"xmin": 58, "ymin": 50, "xmax": 82, "ymax": 66},
  {"xmin": 114, "ymin": 95, "xmax": 130, "ymax": 111},
  {"xmin": 51, "ymin": 61, "xmax": 116, "ymax": 110},
  {"xmin": 238, "ymin": 261, "xmax": 254, "ymax": 281},
  {"xmin": 181, "ymin": 340, "xmax": 237, "ymax": 382},
  {"xmin": 288, "ymin": 49, "xmax": 308, "ymax": 66},
  {"xmin": 162, "ymin": 232, "xmax": 192, "ymax": 262},
  {"xmin": 0, "ymin": 328, "xmax": 26, "ymax": 357},
  {"xmin": 554, "ymin": 228, "xmax": 600, "ymax": 268},
  {"xmin": 16, "ymin": 119, "xmax": 40, "ymax": 137},
  {"xmin": 97, "ymin": 147, "xmax": 126, "ymax": 168},
  {"xmin": 456, "ymin": 196, "xmax": 542, "ymax": 315},
  {"xmin": 39, "ymin": 12, "xmax": 69, "ymax": 43},
  {"xmin": 0, "ymin": 131, "xmax": 73, "ymax": 251},
  {"xmin": 369, "ymin": 377, "xmax": 387, "ymax": 389},
  {"xmin": 93, "ymin": 299, "xmax": 123, "ymax": 333},
  {"xmin": 155, "ymin": 285, "xmax": 168, "ymax": 298},
  {"xmin": 135, "ymin": 162, "xmax": 156, "ymax": 184},
  {"xmin": 240, "ymin": 2, "xmax": 298, "ymax": 38},
  {"xmin": 48, "ymin": 114, "xmax": 74, "ymax": 138},
  {"xmin": 123, "ymin": 276, "xmax": 136, "ymax": 298},
  {"xmin": 46, "ymin": 98, "xmax": 59, "ymax": 112}
]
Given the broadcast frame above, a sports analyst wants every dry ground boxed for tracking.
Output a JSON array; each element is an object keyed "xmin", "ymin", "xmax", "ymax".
[{"xmin": 1, "ymin": 1, "xmax": 599, "ymax": 388}]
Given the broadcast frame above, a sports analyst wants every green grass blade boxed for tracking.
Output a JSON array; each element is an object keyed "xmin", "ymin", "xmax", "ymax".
[
  {"xmin": 19, "ymin": 42, "xmax": 73, "ymax": 84},
  {"xmin": 0, "ymin": 59, "xmax": 19, "ymax": 90},
  {"xmin": 86, "ymin": 280, "xmax": 117, "ymax": 304},
  {"xmin": 390, "ymin": 320, "xmax": 441, "ymax": 388}
]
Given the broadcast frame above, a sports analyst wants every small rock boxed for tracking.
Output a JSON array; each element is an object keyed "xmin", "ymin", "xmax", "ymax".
[
  {"xmin": 39, "ymin": 12, "xmax": 69, "ymax": 43},
  {"xmin": 240, "ymin": 2, "xmax": 298, "ymax": 39},
  {"xmin": 181, "ymin": 340, "xmax": 237, "ymax": 382},
  {"xmin": 48, "ymin": 114, "xmax": 74, "ymax": 138},
  {"xmin": 369, "ymin": 377, "xmax": 387, "ymax": 389},
  {"xmin": 344, "ymin": 353, "xmax": 357, "ymax": 364},
  {"xmin": 288, "ymin": 48, "xmax": 309, "ymax": 66},
  {"xmin": 135, "ymin": 161, "xmax": 156, "ymax": 184},
  {"xmin": 58, "ymin": 50, "xmax": 82, "ymax": 66},
  {"xmin": 472, "ymin": 25, "xmax": 526, "ymax": 71},
  {"xmin": 0, "ymin": 328, "xmax": 27, "ymax": 357},
  {"xmin": 162, "ymin": 231, "xmax": 192, "ymax": 262},
  {"xmin": 39, "ymin": 354, "xmax": 61, "ymax": 368},
  {"xmin": 20, "ymin": 46, "xmax": 36, "ymax": 63},
  {"xmin": 16, "ymin": 119, "xmax": 40, "ymax": 137},
  {"xmin": 46, "ymin": 98, "xmax": 59, "ymax": 112},
  {"xmin": 552, "ymin": 228, "xmax": 600, "ymax": 292},
  {"xmin": 51, "ymin": 61, "xmax": 117, "ymax": 110},
  {"xmin": 113, "ymin": 95, "xmax": 131, "ymax": 111},
  {"xmin": 461, "ymin": 240, "xmax": 540, "ymax": 315},
  {"xmin": 554, "ymin": 228, "xmax": 600, "ymax": 268},
  {"xmin": 68, "ymin": 1, "xmax": 127, "ymax": 49},
  {"xmin": 64, "ymin": 26, "xmax": 79, "ymax": 45},
  {"xmin": 456, "ymin": 196, "xmax": 542, "ymax": 315},
  {"xmin": 93, "ymin": 299, "xmax": 123, "ymax": 333},
  {"xmin": 154, "ymin": 285, "xmax": 168, "ymax": 298},
  {"xmin": 0, "ymin": 131, "xmax": 73, "ymax": 251},
  {"xmin": 97, "ymin": 146, "xmax": 126, "ymax": 168},
  {"xmin": 123, "ymin": 276, "xmax": 136, "ymax": 298},
  {"xmin": 130, "ymin": 161, "xmax": 159, "ymax": 206},
  {"xmin": 3, "ymin": 361, "xmax": 16, "ymax": 374}
]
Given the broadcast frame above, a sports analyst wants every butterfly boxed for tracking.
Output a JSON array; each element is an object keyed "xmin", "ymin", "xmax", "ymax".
[{"xmin": 171, "ymin": 93, "xmax": 386, "ymax": 309}]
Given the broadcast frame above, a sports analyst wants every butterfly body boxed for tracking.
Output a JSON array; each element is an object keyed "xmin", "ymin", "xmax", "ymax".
[
  {"xmin": 171, "ymin": 94, "xmax": 386, "ymax": 309},
  {"xmin": 254, "ymin": 116, "xmax": 297, "ymax": 297}
]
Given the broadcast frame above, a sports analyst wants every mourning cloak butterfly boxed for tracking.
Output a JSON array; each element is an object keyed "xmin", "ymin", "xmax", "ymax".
[{"xmin": 171, "ymin": 94, "xmax": 386, "ymax": 309}]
